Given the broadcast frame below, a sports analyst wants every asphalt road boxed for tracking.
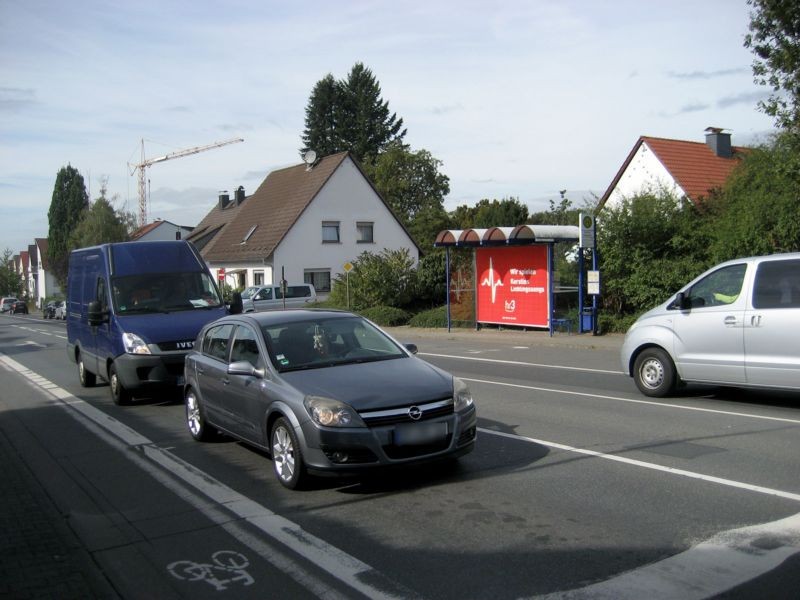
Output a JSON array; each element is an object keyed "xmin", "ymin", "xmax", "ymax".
[{"xmin": 1, "ymin": 313, "xmax": 799, "ymax": 599}]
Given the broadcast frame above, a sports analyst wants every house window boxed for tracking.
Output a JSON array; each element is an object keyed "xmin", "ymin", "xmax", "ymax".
[
  {"xmin": 242, "ymin": 224, "xmax": 257, "ymax": 244},
  {"xmin": 175, "ymin": 231, "xmax": 181, "ymax": 240},
  {"xmin": 357, "ymin": 222, "xmax": 374, "ymax": 243},
  {"xmin": 253, "ymin": 271, "xmax": 264, "ymax": 286},
  {"xmin": 304, "ymin": 269, "xmax": 331, "ymax": 293},
  {"xmin": 322, "ymin": 221, "xmax": 340, "ymax": 243}
]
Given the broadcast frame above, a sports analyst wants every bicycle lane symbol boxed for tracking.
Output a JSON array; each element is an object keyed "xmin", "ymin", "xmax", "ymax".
[{"xmin": 167, "ymin": 550, "xmax": 255, "ymax": 592}]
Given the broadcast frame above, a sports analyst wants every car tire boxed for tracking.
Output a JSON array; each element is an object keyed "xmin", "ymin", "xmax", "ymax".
[
  {"xmin": 78, "ymin": 353, "xmax": 96, "ymax": 387},
  {"xmin": 109, "ymin": 362, "xmax": 132, "ymax": 405},
  {"xmin": 633, "ymin": 347, "xmax": 676, "ymax": 397},
  {"xmin": 271, "ymin": 417, "xmax": 305, "ymax": 490},
  {"xmin": 185, "ymin": 387, "xmax": 216, "ymax": 441}
]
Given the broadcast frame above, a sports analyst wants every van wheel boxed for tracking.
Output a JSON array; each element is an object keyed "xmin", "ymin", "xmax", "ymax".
[
  {"xmin": 271, "ymin": 417, "xmax": 305, "ymax": 490},
  {"xmin": 109, "ymin": 363, "xmax": 132, "ymax": 405},
  {"xmin": 185, "ymin": 388, "xmax": 215, "ymax": 441},
  {"xmin": 78, "ymin": 353, "xmax": 96, "ymax": 387},
  {"xmin": 633, "ymin": 348, "xmax": 676, "ymax": 397}
]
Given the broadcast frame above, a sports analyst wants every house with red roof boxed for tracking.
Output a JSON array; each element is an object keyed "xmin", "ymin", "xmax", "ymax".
[
  {"xmin": 598, "ymin": 128, "xmax": 746, "ymax": 210},
  {"xmin": 187, "ymin": 151, "xmax": 419, "ymax": 294},
  {"xmin": 130, "ymin": 219, "xmax": 194, "ymax": 242}
]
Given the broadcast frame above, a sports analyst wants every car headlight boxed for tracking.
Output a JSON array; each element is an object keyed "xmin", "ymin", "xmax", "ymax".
[
  {"xmin": 122, "ymin": 332, "xmax": 151, "ymax": 355},
  {"xmin": 454, "ymin": 377, "xmax": 474, "ymax": 412},
  {"xmin": 304, "ymin": 396, "xmax": 365, "ymax": 428}
]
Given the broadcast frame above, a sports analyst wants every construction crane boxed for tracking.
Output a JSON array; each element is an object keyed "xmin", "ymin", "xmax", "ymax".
[{"xmin": 129, "ymin": 137, "xmax": 244, "ymax": 226}]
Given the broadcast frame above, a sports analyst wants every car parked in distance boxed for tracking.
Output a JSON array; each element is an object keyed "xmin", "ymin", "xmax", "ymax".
[
  {"xmin": 240, "ymin": 283, "xmax": 316, "ymax": 312},
  {"xmin": 184, "ymin": 309, "xmax": 477, "ymax": 489},
  {"xmin": 622, "ymin": 253, "xmax": 800, "ymax": 397},
  {"xmin": 1, "ymin": 297, "xmax": 18, "ymax": 313},
  {"xmin": 43, "ymin": 301, "xmax": 57, "ymax": 319},
  {"xmin": 54, "ymin": 300, "xmax": 66, "ymax": 320},
  {"xmin": 11, "ymin": 300, "xmax": 28, "ymax": 314}
]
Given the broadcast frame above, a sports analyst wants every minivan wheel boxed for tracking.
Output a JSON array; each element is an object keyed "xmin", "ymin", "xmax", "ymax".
[
  {"xmin": 633, "ymin": 348, "xmax": 676, "ymax": 397},
  {"xmin": 78, "ymin": 353, "xmax": 96, "ymax": 387},
  {"xmin": 271, "ymin": 417, "xmax": 305, "ymax": 490},
  {"xmin": 185, "ymin": 388, "xmax": 215, "ymax": 441},
  {"xmin": 109, "ymin": 363, "xmax": 132, "ymax": 405}
]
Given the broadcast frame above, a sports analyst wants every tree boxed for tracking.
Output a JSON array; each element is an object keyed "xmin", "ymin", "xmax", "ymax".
[
  {"xmin": 47, "ymin": 165, "xmax": 89, "ymax": 285},
  {"xmin": 598, "ymin": 190, "xmax": 713, "ymax": 317},
  {"xmin": 361, "ymin": 142, "xmax": 450, "ymax": 251},
  {"xmin": 0, "ymin": 248, "xmax": 23, "ymax": 297},
  {"xmin": 69, "ymin": 181, "xmax": 136, "ymax": 249},
  {"xmin": 745, "ymin": 0, "xmax": 800, "ymax": 134},
  {"xmin": 300, "ymin": 63, "xmax": 406, "ymax": 162},
  {"xmin": 300, "ymin": 74, "xmax": 343, "ymax": 157},
  {"xmin": 710, "ymin": 132, "xmax": 800, "ymax": 259}
]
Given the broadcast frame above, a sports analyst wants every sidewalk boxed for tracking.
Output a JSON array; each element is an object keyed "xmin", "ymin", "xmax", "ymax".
[{"xmin": 0, "ymin": 422, "xmax": 118, "ymax": 599}]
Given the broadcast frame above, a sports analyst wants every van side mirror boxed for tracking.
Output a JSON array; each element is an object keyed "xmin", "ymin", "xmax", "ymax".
[
  {"xmin": 671, "ymin": 292, "xmax": 690, "ymax": 311},
  {"xmin": 87, "ymin": 300, "xmax": 108, "ymax": 325},
  {"xmin": 229, "ymin": 291, "xmax": 243, "ymax": 315},
  {"xmin": 404, "ymin": 343, "xmax": 418, "ymax": 355}
]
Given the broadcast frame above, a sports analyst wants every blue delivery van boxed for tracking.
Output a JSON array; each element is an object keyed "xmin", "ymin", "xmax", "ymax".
[{"xmin": 66, "ymin": 240, "xmax": 238, "ymax": 405}]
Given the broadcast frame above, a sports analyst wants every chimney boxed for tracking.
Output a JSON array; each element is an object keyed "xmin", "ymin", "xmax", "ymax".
[
  {"xmin": 704, "ymin": 127, "xmax": 732, "ymax": 158},
  {"xmin": 235, "ymin": 185, "xmax": 245, "ymax": 205},
  {"xmin": 218, "ymin": 190, "xmax": 229, "ymax": 209}
]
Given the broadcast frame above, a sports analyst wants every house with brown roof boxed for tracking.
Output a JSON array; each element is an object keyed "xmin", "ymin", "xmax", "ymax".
[
  {"xmin": 130, "ymin": 219, "xmax": 194, "ymax": 242},
  {"xmin": 598, "ymin": 128, "xmax": 745, "ymax": 210},
  {"xmin": 187, "ymin": 151, "xmax": 419, "ymax": 294},
  {"xmin": 32, "ymin": 238, "xmax": 62, "ymax": 307}
]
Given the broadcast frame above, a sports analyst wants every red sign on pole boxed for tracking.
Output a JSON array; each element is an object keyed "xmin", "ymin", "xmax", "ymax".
[
  {"xmin": 217, "ymin": 267, "xmax": 225, "ymax": 282},
  {"xmin": 476, "ymin": 246, "xmax": 549, "ymax": 327}
]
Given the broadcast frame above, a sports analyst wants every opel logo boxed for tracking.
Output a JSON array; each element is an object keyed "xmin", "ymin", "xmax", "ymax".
[{"xmin": 408, "ymin": 406, "xmax": 422, "ymax": 421}]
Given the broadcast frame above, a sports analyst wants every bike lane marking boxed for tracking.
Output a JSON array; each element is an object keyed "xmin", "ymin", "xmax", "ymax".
[{"xmin": 0, "ymin": 352, "xmax": 418, "ymax": 600}]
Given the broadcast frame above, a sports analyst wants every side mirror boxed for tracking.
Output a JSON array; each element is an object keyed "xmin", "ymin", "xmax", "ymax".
[
  {"xmin": 404, "ymin": 343, "xmax": 418, "ymax": 355},
  {"xmin": 228, "ymin": 360, "xmax": 265, "ymax": 378},
  {"xmin": 671, "ymin": 292, "xmax": 690, "ymax": 311},
  {"xmin": 87, "ymin": 300, "xmax": 107, "ymax": 325},
  {"xmin": 229, "ymin": 291, "xmax": 243, "ymax": 315}
]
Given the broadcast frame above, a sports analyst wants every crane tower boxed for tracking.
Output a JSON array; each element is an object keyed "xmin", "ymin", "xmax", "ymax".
[{"xmin": 129, "ymin": 137, "xmax": 244, "ymax": 226}]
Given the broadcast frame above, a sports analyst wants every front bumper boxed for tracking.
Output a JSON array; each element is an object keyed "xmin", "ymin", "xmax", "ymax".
[
  {"xmin": 298, "ymin": 405, "xmax": 477, "ymax": 475},
  {"xmin": 112, "ymin": 352, "xmax": 187, "ymax": 395}
]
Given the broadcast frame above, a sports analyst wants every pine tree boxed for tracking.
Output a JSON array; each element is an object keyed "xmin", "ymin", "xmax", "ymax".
[
  {"xmin": 301, "ymin": 74, "xmax": 344, "ymax": 157},
  {"xmin": 47, "ymin": 165, "xmax": 89, "ymax": 285}
]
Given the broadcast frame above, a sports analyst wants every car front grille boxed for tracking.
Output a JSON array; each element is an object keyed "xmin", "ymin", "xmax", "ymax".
[{"xmin": 359, "ymin": 398, "xmax": 454, "ymax": 427}]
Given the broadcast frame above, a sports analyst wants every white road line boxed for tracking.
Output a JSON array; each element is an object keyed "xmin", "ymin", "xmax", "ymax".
[
  {"xmin": 531, "ymin": 512, "xmax": 800, "ymax": 600},
  {"xmin": 421, "ymin": 351, "xmax": 623, "ymax": 375},
  {"xmin": 463, "ymin": 376, "xmax": 800, "ymax": 425},
  {"xmin": 0, "ymin": 353, "xmax": 417, "ymax": 600},
  {"xmin": 479, "ymin": 428, "xmax": 800, "ymax": 503}
]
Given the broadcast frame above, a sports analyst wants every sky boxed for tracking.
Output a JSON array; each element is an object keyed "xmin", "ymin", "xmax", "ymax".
[{"xmin": 0, "ymin": 0, "xmax": 777, "ymax": 256}]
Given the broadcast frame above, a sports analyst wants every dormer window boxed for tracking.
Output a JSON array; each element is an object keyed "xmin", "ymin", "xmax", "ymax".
[{"xmin": 241, "ymin": 224, "xmax": 257, "ymax": 244}]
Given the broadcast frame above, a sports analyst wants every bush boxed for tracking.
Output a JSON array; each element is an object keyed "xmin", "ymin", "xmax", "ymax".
[
  {"xmin": 358, "ymin": 305, "xmax": 411, "ymax": 326},
  {"xmin": 409, "ymin": 306, "xmax": 448, "ymax": 328},
  {"xmin": 598, "ymin": 311, "xmax": 640, "ymax": 334},
  {"xmin": 329, "ymin": 248, "xmax": 415, "ymax": 310}
]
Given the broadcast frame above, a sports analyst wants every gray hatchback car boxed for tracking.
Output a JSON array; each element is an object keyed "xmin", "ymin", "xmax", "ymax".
[{"xmin": 184, "ymin": 309, "xmax": 477, "ymax": 489}]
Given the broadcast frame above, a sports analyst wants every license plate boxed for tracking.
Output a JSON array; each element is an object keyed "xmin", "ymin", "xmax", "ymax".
[{"xmin": 393, "ymin": 422, "xmax": 447, "ymax": 446}]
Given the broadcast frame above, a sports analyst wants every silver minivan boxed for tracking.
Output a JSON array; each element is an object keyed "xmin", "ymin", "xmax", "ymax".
[
  {"xmin": 621, "ymin": 253, "xmax": 800, "ymax": 397},
  {"xmin": 240, "ymin": 283, "xmax": 317, "ymax": 312}
]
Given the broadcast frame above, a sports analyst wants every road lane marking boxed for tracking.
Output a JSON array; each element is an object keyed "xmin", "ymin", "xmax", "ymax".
[
  {"xmin": 531, "ymin": 512, "xmax": 800, "ymax": 600},
  {"xmin": 479, "ymin": 428, "xmax": 800, "ymax": 503},
  {"xmin": 0, "ymin": 352, "xmax": 417, "ymax": 600},
  {"xmin": 463, "ymin": 376, "xmax": 800, "ymax": 425},
  {"xmin": 421, "ymin": 351, "xmax": 623, "ymax": 375}
]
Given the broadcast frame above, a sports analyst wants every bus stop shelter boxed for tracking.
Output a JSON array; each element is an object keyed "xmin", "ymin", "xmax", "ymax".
[{"xmin": 434, "ymin": 225, "xmax": 587, "ymax": 335}]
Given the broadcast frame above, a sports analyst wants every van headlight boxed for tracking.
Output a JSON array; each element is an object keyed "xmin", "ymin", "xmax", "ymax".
[
  {"xmin": 454, "ymin": 377, "xmax": 474, "ymax": 412},
  {"xmin": 304, "ymin": 396, "xmax": 365, "ymax": 428},
  {"xmin": 122, "ymin": 332, "xmax": 151, "ymax": 355}
]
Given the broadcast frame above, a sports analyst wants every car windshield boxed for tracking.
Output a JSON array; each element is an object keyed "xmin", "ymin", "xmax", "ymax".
[
  {"xmin": 261, "ymin": 316, "xmax": 407, "ymax": 373},
  {"xmin": 112, "ymin": 272, "xmax": 223, "ymax": 314}
]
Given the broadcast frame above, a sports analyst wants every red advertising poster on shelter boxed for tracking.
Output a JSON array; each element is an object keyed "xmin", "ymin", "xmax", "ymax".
[{"xmin": 476, "ymin": 246, "xmax": 549, "ymax": 327}]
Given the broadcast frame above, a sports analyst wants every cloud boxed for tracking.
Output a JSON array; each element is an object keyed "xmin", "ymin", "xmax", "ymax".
[
  {"xmin": 678, "ymin": 102, "xmax": 710, "ymax": 114},
  {"xmin": 164, "ymin": 105, "xmax": 191, "ymax": 113},
  {"xmin": 717, "ymin": 91, "xmax": 769, "ymax": 108},
  {"xmin": 0, "ymin": 87, "xmax": 37, "ymax": 112},
  {"xmin": 668, "ymin": 67, "xmax": 749, "ymax": 80},
  {"xmin": 431, "ymin": 103, "xmax": 464, "ymax": 115}
]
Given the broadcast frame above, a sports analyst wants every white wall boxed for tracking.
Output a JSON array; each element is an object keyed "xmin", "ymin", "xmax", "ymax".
[
  {"xmin": 604, "ymin": 141, "xmax": 684, "ymax": 209},
  {"xmin": 138, "ymin": 222, "xmax": 193, "ymax": 242},
  {"xmin": 273, "ymin": 156, "xmax": 418, "ymax": 285}
]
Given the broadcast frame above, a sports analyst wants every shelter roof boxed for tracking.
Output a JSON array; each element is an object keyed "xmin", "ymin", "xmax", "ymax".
[{"xmin": 434, "ymin": 225, "xmax": 580, "ymax": 246}]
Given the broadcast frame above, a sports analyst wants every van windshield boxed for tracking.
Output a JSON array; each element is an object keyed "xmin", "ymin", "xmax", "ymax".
[{"xmin": 112, "ymin": 272, "xmax": 223, "ymax": 314}]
